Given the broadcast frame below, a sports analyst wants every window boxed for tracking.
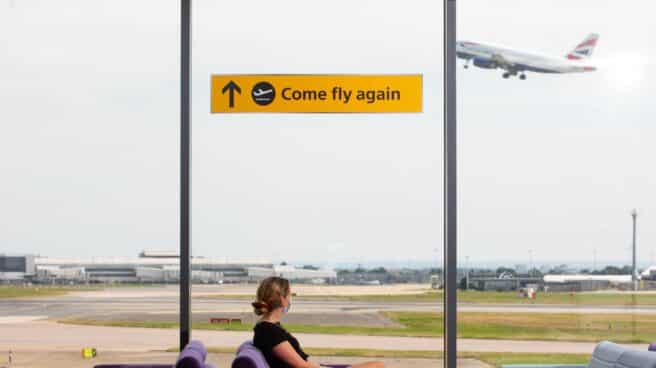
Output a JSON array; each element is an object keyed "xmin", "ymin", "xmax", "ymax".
[{"xmin": 457, "ymin": 1, "xmax": 653, "ymax": 366}]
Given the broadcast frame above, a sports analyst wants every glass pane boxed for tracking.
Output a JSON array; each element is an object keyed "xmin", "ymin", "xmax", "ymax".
[
  {"xmin": 0, "ymin": 1, "xmax": 446, "ymax": 368},
  {"xmin": 194, "ymin": 0, "xmax": 443, "ymax": 368},
  {"xmin": 0, "ymin": 0, "xmax": 181, "ymax": 366},
  {"xmin": 458, "ymin": 1, "xmax": 654, "ymax": 367}
]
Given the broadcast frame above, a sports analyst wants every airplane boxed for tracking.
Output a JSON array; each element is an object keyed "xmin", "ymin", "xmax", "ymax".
[{"xmin": 456, "ymin": 33, "xmax": 599, "ymax": 80}]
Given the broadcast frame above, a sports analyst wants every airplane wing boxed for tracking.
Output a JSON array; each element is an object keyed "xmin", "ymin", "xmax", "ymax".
[{"xmin": 490, "ymin": 53, "xmax": 521, "ymax": 72}]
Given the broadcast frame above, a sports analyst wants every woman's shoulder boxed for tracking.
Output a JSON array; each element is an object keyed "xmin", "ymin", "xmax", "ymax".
[
  {"xmin": 254, "ymin": 321, "xmax": 286, "ymax": 334},
  {"xmin": 253, "ymin": 321, "xmax": 290, "ymax": 349}
]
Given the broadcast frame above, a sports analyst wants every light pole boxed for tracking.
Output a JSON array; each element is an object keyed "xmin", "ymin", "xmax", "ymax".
[{"xmin": 631, "ymin": 209, "xmax": 638, "ymax": 291}]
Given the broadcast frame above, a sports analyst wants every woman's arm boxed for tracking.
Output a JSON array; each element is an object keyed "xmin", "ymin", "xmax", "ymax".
[{"xmin": 272, "ymin": 341, "xmax": 320, "ymax": 368}]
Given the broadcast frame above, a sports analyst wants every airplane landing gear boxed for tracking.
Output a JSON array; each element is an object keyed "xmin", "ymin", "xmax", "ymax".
[{"xmin": 501, "ymin": 71, "xmax": 525, "ymax": 80}]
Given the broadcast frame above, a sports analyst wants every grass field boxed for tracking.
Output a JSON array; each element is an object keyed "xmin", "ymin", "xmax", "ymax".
[
  {"xmin": 59, "ymin": 310, "xmax": 656, "ymax": 343},
  {"xmin": 458, "ymin": 290, "xmax": 654, "ymax": 306},
  {"xmin": 302, "ymin": 349, "xmax": 590, "ymax": 367},
  {"xmin": 200, "ymin": 290, "xmax": 656, "ymax": 306},
  {"xmin": 164, "ymin": 346, "xmax": 589, "ymax": 367},
  {"xmin": 0, "ymin": 284, "xmax": 168, "ymax": 299},
  {"xmin": 0, "ymin": 285, "xmax": 99, "ymax": 299}
]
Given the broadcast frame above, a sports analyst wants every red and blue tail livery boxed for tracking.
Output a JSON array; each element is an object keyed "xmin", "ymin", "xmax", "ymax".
[{"xmin": 567, "ymin": 33, "xmax": 600, "ymax": 60}]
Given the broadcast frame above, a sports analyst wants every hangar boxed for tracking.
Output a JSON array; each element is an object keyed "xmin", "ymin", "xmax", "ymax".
[{"xmin": 0, "ymin": 251, "xmax": 336, "ymax": 284}]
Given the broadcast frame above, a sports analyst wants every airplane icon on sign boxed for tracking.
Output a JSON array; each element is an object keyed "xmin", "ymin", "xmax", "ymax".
[
  {"xmin": 251, "ymin": 82, "xmax": 276, "ymax": 106},
  {"xmin": 253, "ymin": 88, "xmax": 273, "ymax": 97}
]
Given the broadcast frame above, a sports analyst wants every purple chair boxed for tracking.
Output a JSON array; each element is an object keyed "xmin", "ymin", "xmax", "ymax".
[
  {"xmin": 649, "ymin": 343, "xmax": 656, "ymax": 352},
  {"xmin": 232, "ymin": 341, "xmax": 270, "ymax": 368},
  {"xmin": 95, "ymin": 340, "xmax": 214, "ymax": 368}
]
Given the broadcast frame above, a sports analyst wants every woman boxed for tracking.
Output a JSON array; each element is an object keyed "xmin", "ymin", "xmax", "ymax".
[{"xmin": 252, "ymin": 277, "xmax": 384, "ymax": 368}]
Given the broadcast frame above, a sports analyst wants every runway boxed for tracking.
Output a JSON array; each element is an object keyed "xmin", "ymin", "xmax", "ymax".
[
  {"xmin": 2, "ymin": 285, "xmax": 653, "ymax": 355},
  {"xmin": 3, "ymin": 287, "xmax": 656, "ymax": 326}
]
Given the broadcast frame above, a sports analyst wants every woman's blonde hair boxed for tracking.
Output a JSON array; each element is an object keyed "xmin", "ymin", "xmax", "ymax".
[{"xmin": 251, "ymin": 276, "xmax": 290, "ymax": 316}]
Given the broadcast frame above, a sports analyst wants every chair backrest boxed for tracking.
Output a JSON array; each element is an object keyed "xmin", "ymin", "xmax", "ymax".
[
  {"xmin": 176, "ymin": 340, "xmax": 208, "ymax": 368},
  {"xmin": 614, "ymin": 349, "xmax": 656, "ymax": 368},
  {"xmin": 186, "ymin": 340, "xmax": 209, "ymax": 362},
  {"xmin": 588, "ymin": 341, "xmax": 628, "ymax": 368},
  {"xmin": 587, "ymin": 341, "xmax": 656, "ymax": 368},
  {"xmin": 232, "ymin": 341, "xmax": 270, "ymax": 368}
]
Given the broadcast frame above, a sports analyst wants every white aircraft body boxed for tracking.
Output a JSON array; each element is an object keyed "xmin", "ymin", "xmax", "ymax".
[{"xmin": 456, "ymin": 34, "xmax": 599, "ymax": 79}]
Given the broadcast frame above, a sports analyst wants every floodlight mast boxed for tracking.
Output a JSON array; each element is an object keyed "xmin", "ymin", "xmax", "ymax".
[{"xmin": 631, "ymin": 209, "xmax": 638, "ymax": 292}]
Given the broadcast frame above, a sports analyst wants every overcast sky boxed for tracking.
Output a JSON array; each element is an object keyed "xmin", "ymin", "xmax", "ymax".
[{"xmin": 1, "ymin": 0, "xmax": 654, "ymax": 267}]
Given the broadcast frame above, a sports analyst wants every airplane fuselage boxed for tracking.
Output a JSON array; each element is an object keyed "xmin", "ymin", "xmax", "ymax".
[{"xmin": 456, "ymin": 41, "xmax": 596, "ymax": 75}]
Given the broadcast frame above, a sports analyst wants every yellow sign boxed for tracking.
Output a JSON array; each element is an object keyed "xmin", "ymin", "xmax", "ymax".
[{"xmin": 210, "ymin": 74, "xmax": 422, "ymax": 113}]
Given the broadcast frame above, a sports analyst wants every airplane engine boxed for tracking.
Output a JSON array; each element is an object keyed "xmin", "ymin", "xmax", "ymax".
[{"xmin": 472, "ymin": 57, "xmax": 498, "ymax": 69}]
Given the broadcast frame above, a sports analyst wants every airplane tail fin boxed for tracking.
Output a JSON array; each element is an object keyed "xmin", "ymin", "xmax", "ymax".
[{"xmin": 566, "ymin": 33, "xmax": 599, "ymax": 60}]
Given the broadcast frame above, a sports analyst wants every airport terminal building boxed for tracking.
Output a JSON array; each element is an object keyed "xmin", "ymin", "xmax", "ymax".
[{"xmin": 0, "ymin": 251, "xmax": 337, "ymax": 284}]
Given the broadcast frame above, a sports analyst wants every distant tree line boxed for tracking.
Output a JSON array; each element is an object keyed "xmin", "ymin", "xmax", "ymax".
[
  {"xmin": 580, "ymin": 265, "xmax": 633, "ymax": 275},
  {"xmin": 329, "ymin": 264, "xmax": 638, "ymax": 286},
  {"xmin": 492, "ymin": 265, "xmax": 635, "ymax": 277},
  {"xmin": 336, "ymin": 267, "xmax": 437, "ymax": 284}
]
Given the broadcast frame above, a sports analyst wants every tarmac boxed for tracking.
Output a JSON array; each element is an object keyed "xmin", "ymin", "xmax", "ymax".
[
  {"xmin": 1, "ymin": 284, "xmax": 652, "ymax": 367},
  {"xmin": 4, "ymin": 284, "xmax": 656, "ymax": 329},
  {"xmin": 0, "ymin": 320, "xmax": 644, "ymax": 354}
]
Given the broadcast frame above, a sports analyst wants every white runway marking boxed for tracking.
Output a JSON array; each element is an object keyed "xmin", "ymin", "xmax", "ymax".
[{"xmin": 0, "ymin": 315, "xmax": 47, "ymax": 324}]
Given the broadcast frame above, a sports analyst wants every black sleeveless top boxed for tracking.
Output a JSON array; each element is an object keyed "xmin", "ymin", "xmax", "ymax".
[{"xmin": 253, "ymin": 321, "xmax": 309, "ymax": 368}]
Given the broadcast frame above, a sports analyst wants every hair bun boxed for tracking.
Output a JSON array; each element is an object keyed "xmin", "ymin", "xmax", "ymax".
[{"xmin": 251, "ymin": 301, "xmax": 269, "ymax": 315}]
